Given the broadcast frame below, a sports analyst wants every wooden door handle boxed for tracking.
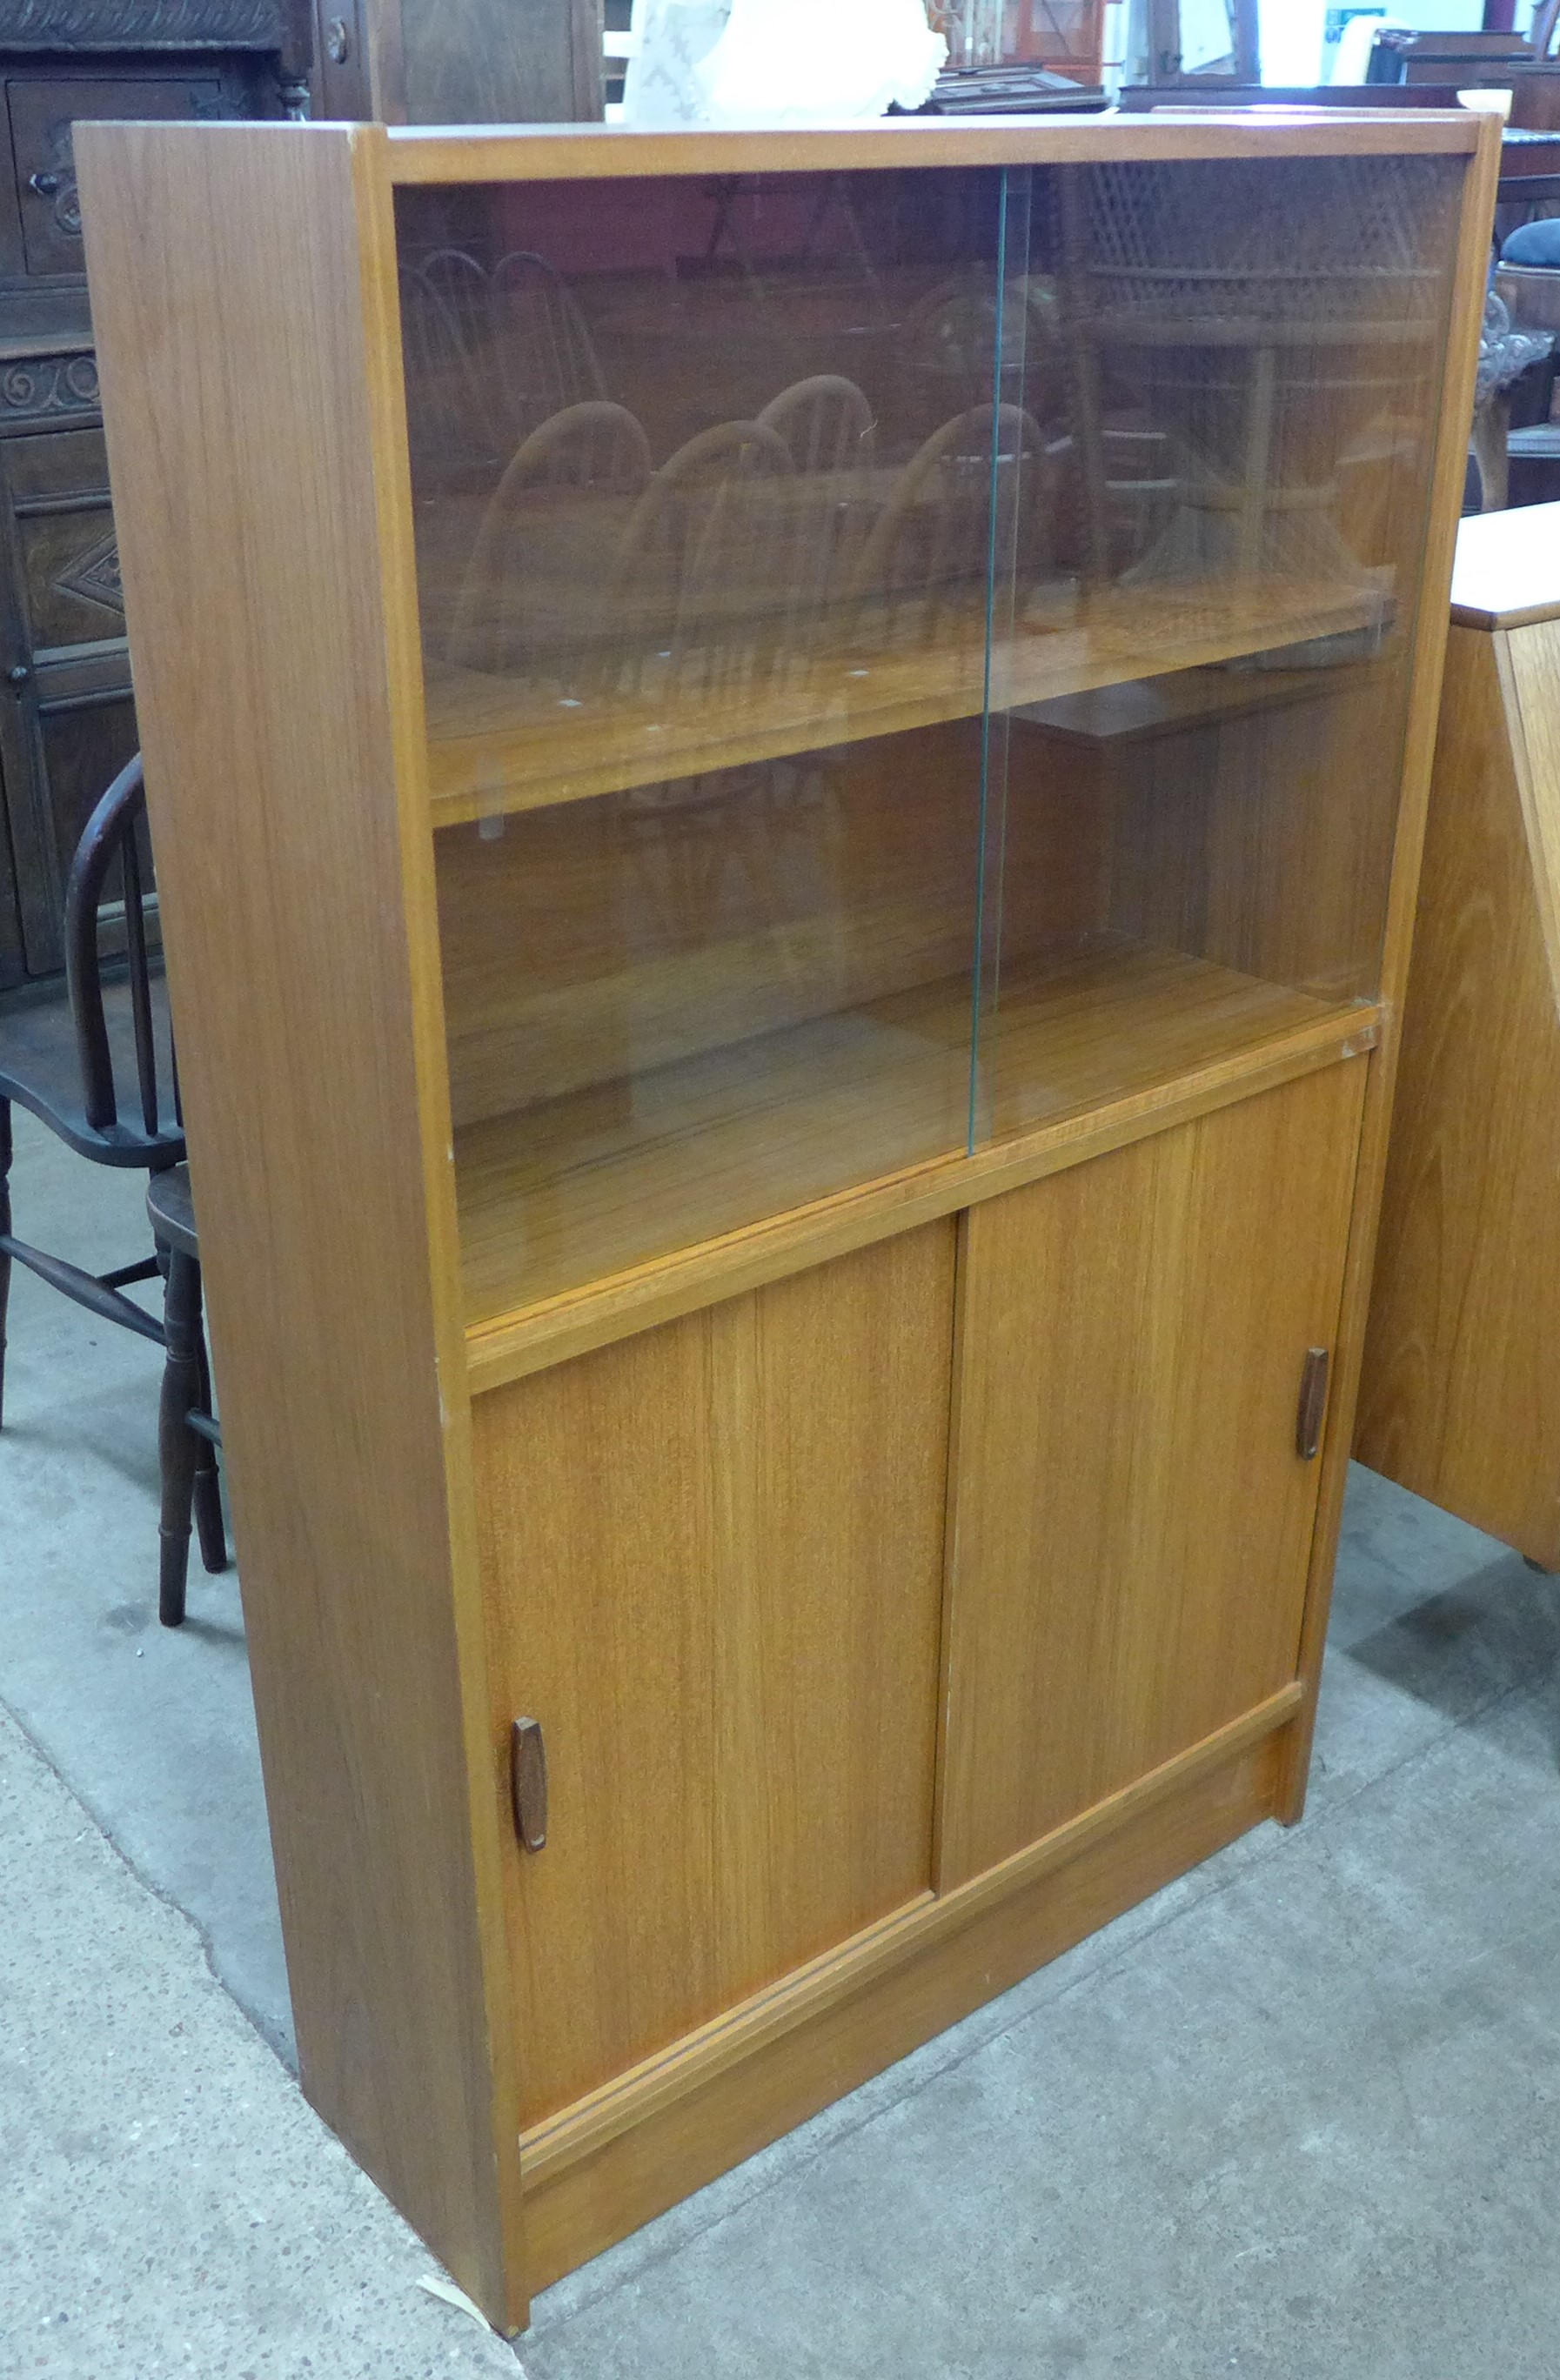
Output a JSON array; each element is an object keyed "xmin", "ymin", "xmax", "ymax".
[
  {"xmin": 511, "ymin": 1716, "xmax": 548, "ymax": 1852},
  {"xmin": 1296, "ymin": 1347, "xmax": 1330, "ymax": 1461}
]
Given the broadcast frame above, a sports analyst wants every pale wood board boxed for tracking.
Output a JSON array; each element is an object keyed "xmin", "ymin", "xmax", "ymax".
[
  {"xmin": 385, "ymin": 114, "xmax": 1481, "ymax": 187},
  {"xmin": 1359, "ymin": 621, "xmax": 1560, "ymax": 1565},
  {"xmin": 473, "ymin": 1227, "xmax": 955, "ymax": 2126},
  {"xmin": 937, "ymin": 1060, "xmax": 1365, "ymax": 1888},
  {"xmin": 77, "ymin": 119, "xmax": 528, "ymax": 2331}
]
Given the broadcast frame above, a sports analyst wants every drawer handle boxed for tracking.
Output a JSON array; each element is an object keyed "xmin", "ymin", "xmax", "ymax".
[
  {"xmin": 1296, "ymin": 1347, "xmax": 1330, "ymax": 1462},
  {"xmin": 28, "ymin": 171, "xmax": 60, "ymax": 198},
  {"xmin": 7, "ymin": 665, "xmax": 30, "ymax": 691},
  {"xmin": 511, "ymin": 1715, "xmax": 548, "ymax": 1853}
]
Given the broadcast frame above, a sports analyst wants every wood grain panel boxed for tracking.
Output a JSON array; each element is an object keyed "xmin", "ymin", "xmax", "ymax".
[
  {"xmin": 394, "ymin": 0, "xmax": 605, "ymax": 127},
  {"xmin": 473, "ymin": 1225, "xmax": 956, "ymax": 2126},
  {"xmin": 939, "ymin": 1059, "xmax": 1366, "ymax": 1889},
  {"xmin": 77, "ymin": 121, "xmax": 528, "ymax": 2330},
  {"xmin": 1359, "ymin": 622, "xmax": 1560, "ymax": 1564},
  {"xmin": 1097, "ymin": 672, "xmax": 1409, "ymax": 1009}
]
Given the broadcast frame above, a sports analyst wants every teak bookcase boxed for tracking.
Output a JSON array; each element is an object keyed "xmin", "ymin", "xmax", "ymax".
[
  {"xmin": 1360, "ymin": 501, "xmax": 1560, "ymax": 1565},
  {"xmin": 77, "ymin": 112, "xmax": 1495, "ymax": 2332}
]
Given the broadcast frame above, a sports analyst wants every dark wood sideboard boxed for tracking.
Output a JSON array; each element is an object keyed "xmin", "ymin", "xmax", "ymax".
[
  {"xmin": 0, "ymin": 3, "xmax": 311, "ymax": 988},
  {"xmin": 0, "ymin": 3, "xmax": 605, "ymax": 988}
]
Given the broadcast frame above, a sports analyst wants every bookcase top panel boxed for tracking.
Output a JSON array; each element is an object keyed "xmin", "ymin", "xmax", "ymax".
[{"xmin": 382, "ymin": 114, "xmax": 1486, "ymax": 188}]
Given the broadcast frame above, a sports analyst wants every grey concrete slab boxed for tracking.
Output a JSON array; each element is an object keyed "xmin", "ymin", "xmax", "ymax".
[
  {"xmin": 0, "ymin": 1110, "xmax": 291, "ymax": 2062},
  {"xmin": 523, "ymin": 1683, "xmax": 1560, "ymax": 2379},
  {"xmin": 0, "ymin": 1706, "xmax": 523, "ymax": 2377}
]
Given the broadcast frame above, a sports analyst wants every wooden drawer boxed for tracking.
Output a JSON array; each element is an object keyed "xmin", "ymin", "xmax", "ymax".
[
  {"xmin": 3, "ymin": 425, "xmax": 122, "ymax": 659},
  {"xmin": 7, "ymin": 76, "xmax": 226, "ymax": 278}
]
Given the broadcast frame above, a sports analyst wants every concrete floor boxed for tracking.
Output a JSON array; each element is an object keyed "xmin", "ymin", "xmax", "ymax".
[{"xmin": 3, "ymin": 1102, "xmax": 1560, "ymax": 2377}]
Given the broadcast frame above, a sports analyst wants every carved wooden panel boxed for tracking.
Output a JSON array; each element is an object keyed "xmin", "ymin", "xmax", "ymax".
[
  {"xmin": 8, "ymin": 76, "xmax": 228, "ymax": 274},
  {"xmin": 0, "ymin": 350, "xmax": 97, "ymax": 423},
  {"xmin": 0, "ymin": 2, "xmax": 286, "ymax": 41}
]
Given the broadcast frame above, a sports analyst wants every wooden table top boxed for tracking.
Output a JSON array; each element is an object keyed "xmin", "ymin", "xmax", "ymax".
[{"xmin": 1449, "ymin": 500, "xmax": 1560, "ymax": 630}]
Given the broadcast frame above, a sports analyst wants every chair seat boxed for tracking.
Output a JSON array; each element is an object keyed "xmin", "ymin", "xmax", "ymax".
[
  {"xmin": 0, "ymin": 972, "xmax": 183, "ymax": 1166},
  {"xmin": 146, "ymin": 1160, "xmax": 198, "ymax": 1259}
]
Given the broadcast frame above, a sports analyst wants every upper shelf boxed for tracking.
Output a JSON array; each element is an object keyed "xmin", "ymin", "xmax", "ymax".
[
  {"xmin": 425, "ymin": 573, "xmax": 1391, "ymax": 824},
  {"xmin": 397, "ymin": 144, "xmax": 1463, "ymax": 823}
]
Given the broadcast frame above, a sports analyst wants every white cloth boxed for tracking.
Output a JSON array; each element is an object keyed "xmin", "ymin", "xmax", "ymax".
[
  {"xmin": 624, "ymin": 0, "xmax": 946, "ymax": 127},
  {"xmin": 621, "ymin": 0, "xmax": 733, "ymax": 127}
]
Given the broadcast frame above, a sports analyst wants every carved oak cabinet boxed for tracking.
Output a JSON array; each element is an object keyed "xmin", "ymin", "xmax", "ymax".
[
  {"xmin": 78, "ymin": 113, "xmax": 1494, "ymax": 2331},
  {"xmin": 0, "ymin": 1, "xmax": 308, "ymax": 985}
]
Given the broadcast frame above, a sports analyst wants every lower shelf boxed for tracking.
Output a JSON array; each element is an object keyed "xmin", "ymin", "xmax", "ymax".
[{"xmin": 454, "ymin": 937, "xmax": 1363, "ymax": 1338}]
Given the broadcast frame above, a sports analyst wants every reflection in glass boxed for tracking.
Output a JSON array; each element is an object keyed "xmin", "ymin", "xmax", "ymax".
[{"xmin": 398, "ymin": 157, "xmax": 1463, "ymax": 1319}]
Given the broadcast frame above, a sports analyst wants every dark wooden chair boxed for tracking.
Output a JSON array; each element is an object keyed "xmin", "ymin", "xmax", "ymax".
[
  {"xmin": 144, "ymin": 1162, "xmax": 223, "ymax": 1627},
  {"xmin": 0, "ymin": 751, "xmax": 225, "ymax": 1624}
]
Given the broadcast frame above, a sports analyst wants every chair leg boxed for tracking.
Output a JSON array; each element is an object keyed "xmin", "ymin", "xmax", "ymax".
[
  {"xmin": 191, "ymin": 1305, "xmax": 227, "ymax": 1575},
  {"xmin": 157, "ymin": 1245, "xmax": 204, "ymax": 1628},
  {"xmin": 0, "ymin": 1096, "xmax": 10, "ymax": 1431}
]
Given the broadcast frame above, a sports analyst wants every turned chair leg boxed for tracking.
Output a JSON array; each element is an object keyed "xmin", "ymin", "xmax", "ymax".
[
  {"xmin": 0, "ymin": 1096, "xmax": 10, "ymax": 1430},
  {"xmin": 191, "ymin": 1323, "xmax": 227, "ymax": 1576},
  {"xmin": 157, "ymin": 1242, "xmax": 205, "ymax": 1628}
]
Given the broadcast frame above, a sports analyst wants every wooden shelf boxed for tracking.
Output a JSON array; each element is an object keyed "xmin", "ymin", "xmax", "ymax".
[
  {"xmin": 425, "ymin": 573, "xmax": 1389, "ymax": 826},
  {"xmin": 454, "ymin": 937, "xmax": 1366, "ymax": 1345}
]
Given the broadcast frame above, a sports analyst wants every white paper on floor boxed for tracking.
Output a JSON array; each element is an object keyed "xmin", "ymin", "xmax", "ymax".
[{"xmin": 415, "ymin": 2273, "xmax": 494, "ymax": 2332}]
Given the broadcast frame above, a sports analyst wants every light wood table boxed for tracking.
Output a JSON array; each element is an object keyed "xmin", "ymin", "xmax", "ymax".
[{"xmin": 1360, "ymin": 501, "xmax": 1560, "ymax": 1565}]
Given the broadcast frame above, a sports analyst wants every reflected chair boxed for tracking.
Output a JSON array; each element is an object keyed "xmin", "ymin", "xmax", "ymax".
[
  {"xmin": 756, "ymin": 377, "xmax": 879, "ymax": 622},
  {"xmin": 0, "ymin": 752, "xmax": 225, "ymax": 1624},
  {"xmin": 447, "ymin": 399, "xmax": 653, "ymax": 678},
  {"xmin": 847, "ymin": 401, "xmax": 1050, "ymax": 646},
  {"xmin": 609, "ymin": 418, "xmax": 794, "ymax": 692},
  {"xmin": 756, "ymin": 374, "xmax": 874, "ymax": 474},
  {"xmin": 398, "ymin": 251, "xmax": 511, "ymax": 484},
  {"xmin": 490, "ymin": 249, "xmax": 607, "ymax": 438}
]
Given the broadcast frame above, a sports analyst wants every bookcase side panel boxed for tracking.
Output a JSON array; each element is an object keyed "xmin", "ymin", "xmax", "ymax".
[
  {"xmin": 1275, "ymin": 116, "xmax": 1501, "ymax": 1820},
  {"xmin": 78, "ymin": 121, "xmax": 526, "ymax": 2330}
]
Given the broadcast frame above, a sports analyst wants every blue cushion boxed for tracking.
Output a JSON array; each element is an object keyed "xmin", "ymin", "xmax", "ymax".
[{"xmin": 1501, "ymin": 218, "xmax": 1560, "ymax": 267}]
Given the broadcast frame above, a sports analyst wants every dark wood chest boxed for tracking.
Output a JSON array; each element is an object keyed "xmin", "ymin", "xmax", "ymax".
[{"xmin": 0, "ymin": 4, "xmax": 307, "ymax": 986}]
